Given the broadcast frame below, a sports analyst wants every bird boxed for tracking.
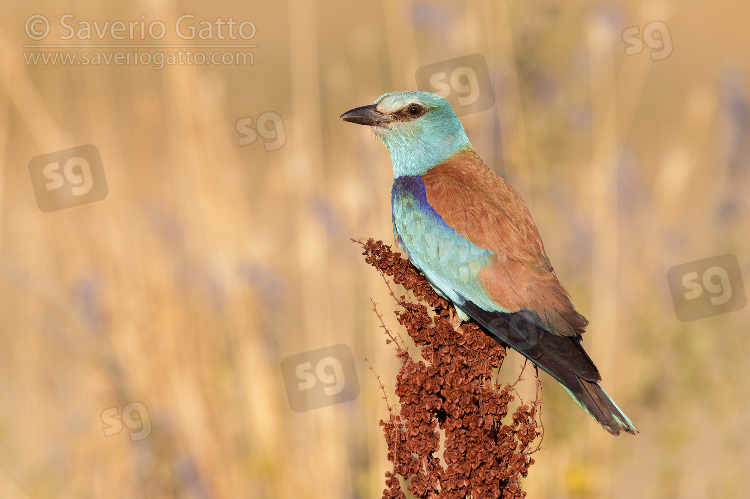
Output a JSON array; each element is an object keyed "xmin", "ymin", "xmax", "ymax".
[{"xmin": 341, "ymin": 91, "xmax": 637, "ymax": 435}]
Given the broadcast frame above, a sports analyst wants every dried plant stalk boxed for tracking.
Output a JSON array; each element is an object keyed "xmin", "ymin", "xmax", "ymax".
[{"xmin": 359, "ymin": 239, "xmax": 541, "ymax": 499}]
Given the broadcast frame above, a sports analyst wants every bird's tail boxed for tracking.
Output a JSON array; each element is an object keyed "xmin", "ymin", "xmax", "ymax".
[
  {"xmin": 557, "ymin": 376, "xmax": 638, "ymax": 435},
  {"xmin": 459, "ymin": 303, "xmax": 638, "ymax": 435}
]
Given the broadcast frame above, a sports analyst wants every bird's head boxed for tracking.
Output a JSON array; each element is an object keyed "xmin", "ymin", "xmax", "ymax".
[{"xmin": 341, "ymin": 91, "xmax": 472, "ymax": 177}]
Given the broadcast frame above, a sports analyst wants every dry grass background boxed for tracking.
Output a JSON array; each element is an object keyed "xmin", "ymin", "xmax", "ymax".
[{"xmin": 1, "ymin": 0, "xmax": 749, "ymax": 497}]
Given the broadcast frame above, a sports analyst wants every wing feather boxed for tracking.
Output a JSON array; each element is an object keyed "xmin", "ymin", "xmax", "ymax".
[{"xmin": 421, "ymin": 148, "xmax": 588, "ymax": 337}]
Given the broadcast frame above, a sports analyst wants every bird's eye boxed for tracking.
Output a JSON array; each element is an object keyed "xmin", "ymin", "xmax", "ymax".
[{"xmin": 407, "ymin": 105, "xmax": 423, "ymax": 116}]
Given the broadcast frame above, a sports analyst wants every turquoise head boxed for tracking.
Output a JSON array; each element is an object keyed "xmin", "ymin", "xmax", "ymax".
[{"xmin": 341, "ymin": 91, "xmax": 472, "ymax": 177}]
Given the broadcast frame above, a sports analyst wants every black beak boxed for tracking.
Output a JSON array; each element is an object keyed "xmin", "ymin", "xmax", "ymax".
[{"xmin": 340, "ymin": 104, "xmax": 392, "ymax": 126}]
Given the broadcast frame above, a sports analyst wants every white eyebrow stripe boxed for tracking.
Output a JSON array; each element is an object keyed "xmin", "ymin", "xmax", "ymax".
[{"xmin": 376, "ymin": 100, "xmax": 409, "ymax": 114}]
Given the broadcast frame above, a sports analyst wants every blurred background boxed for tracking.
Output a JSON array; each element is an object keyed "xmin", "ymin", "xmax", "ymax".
[{"xmin": 1, "ymin": 0, "xmax": 749, "ymax": 497}]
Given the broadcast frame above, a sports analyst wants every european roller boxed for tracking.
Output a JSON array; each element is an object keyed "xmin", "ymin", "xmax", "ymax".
[{"xmin": 341, "ymin": 91, "xmax": 637, "ymax": 435}]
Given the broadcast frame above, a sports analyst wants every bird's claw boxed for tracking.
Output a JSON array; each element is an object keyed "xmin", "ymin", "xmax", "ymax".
[{"xmin": 448, "ymin": 308, "xmax": 463, "ymax": 332}]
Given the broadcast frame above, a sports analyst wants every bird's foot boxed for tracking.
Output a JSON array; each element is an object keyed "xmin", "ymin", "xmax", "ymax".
[{"xmin": 448, "ymin": 308, "xmax": 463, "ymax": 332}]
